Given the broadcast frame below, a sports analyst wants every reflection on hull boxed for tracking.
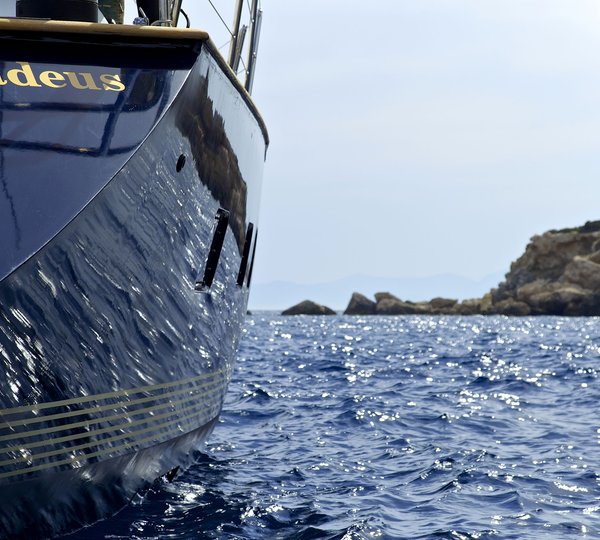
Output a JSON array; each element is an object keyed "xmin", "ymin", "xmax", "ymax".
[
  {"xmin": 3, "ymin": 417, "xmax": 219, "ymax": 539},
  {"xmin": 0, "ymin": 21, "xmax": 266, "ymax": 539}
]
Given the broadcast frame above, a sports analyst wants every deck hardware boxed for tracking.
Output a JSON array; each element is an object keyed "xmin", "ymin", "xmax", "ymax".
[
  {"xmin": 16, "ymin": 0, "xmax": 99, "ymax": 22},
  {"xmin": 232, "ymin": 25, "xmax": 247, "ymax": 74}
]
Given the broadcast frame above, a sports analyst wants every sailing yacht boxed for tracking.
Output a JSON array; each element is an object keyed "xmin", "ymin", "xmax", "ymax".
[{"xmin": 0, "ymin": 1, "xmax": 267, "ymax": 537}]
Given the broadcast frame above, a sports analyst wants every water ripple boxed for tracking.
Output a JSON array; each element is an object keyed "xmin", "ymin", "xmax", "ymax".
[{"xmin": 69, "ymin": 315, "xmax": 600, "ymax": 539}]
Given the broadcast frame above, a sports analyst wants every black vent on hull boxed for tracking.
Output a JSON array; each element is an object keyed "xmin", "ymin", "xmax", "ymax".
[
  {"xmin": 196, "ymin": 208, "xmax": 230, "ymax": 291},
  {"xmin": 237, "ymin": 223, "xmax": 254, "ymax": 287},
  {"xmin": 246, "ymin": 232, "xmax": 258, "ymax": 288}
]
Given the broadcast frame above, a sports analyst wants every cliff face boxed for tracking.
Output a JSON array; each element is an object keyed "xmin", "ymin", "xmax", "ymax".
[
  {"xmin": 490, "ymin": 221, "xmax": 600, "ymax": 316},
  {"xmin": 343, "ymin": 221, "xmax": 600, "ymax": 316}
]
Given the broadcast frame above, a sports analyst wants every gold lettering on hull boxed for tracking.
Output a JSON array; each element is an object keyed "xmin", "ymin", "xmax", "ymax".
[{"xmin": 0, "ymin": 62, "xmax": 125, "ymax": 92}]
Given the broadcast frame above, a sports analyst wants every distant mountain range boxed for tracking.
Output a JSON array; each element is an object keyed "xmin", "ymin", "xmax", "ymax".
[{"xmin": 249, "ymin": 272, "xmax": 506, "ymax": 311}]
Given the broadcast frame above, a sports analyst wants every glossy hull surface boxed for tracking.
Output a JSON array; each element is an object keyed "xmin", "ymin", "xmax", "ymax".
[{"xmin": 0, "ymin": 23, "xmax": 266, "ymax": 539}]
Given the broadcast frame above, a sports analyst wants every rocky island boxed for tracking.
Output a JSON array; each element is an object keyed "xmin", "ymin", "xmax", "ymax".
[
  {"xmin": 281, "ymin": 300, "xmax": 336, "ymax": 316},
  {"xmin": 283, "ymin": 221, "xmax": 600, "ymax": 316}
]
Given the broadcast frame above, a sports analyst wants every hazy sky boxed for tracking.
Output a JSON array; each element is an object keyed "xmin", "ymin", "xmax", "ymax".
[{"xmin": 5, "ymin": 1, "xmax": 600, "ymax": 290}]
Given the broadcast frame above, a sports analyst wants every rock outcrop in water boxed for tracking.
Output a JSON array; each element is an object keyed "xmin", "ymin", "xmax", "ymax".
[
  {"xmin": 343, "ymin": 293, "xmax": 462, "ymax": 315},
  {"xmin": 490, "ymin": 220, "xmax": 600, "ymax": 316},
  {"xmin": 344, "ymin": 293, "xmax": 376, "ymax": 315},
  {"xmin": 343, "ymin": 220, "xmax": 600, "ymax": 316},
  {"xmin": 282, "ymin": 300, "xmax": 336, "ymax": 316}
]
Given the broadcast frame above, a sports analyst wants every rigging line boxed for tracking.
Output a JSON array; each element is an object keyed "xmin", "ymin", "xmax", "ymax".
[
  {"xmin": 237, "ymin": 57, "xmax": 248, "ymax": 77},
  {"xmin": 207, "ymin": 0, "xmax": 233, "ymax": 37},
  {"xmin": 218, "ymin": 39, "xmax": 232, "ymax": 51}
]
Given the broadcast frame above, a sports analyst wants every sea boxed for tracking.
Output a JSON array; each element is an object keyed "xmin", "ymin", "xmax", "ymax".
[{"xmin": 69, "ymin": 313, "xmax": 600, "ymax": 539}]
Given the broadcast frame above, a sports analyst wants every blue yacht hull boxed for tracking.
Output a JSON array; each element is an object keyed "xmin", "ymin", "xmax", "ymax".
[{"xmin": 0, "ymin": 20, "xmax": 267, "ymax": 538}]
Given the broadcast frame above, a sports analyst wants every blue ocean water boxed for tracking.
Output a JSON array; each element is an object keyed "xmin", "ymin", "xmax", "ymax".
[{"xmin": 73, "ymin": 314, "xmax": 600, "ymax": 539}]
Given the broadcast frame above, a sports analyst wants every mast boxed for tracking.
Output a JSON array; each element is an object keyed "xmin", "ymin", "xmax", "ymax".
[
  {"xmin": 171, "ymin": 0, "xmax": 183, "ymax": 26},
  {"xmin": 228, "ymin": 0, "xmax": 244, "ymax": 68},
  {"xmin": 245, "ymin": 0, "xmax": 261, "ymax": 94}
]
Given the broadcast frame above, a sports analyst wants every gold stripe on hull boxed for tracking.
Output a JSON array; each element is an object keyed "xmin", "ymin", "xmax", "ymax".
[
  {"xmin": 0, "ymin": 400, "xmax": 222, "ymax": 480},
  {"xmin": 0, "ymin": 398, "xmax": 220, "ymax": 469},
  {"xmin": 0, "ymin": 370, "xmax": 229, "ymax": 481},
  {"xmin": 0, "ymin": 374, "xmax": 222, "ymax": 430},
  {"xmin": 0, "ymin": 370, "xmax": 226, "ymax": 417}
]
